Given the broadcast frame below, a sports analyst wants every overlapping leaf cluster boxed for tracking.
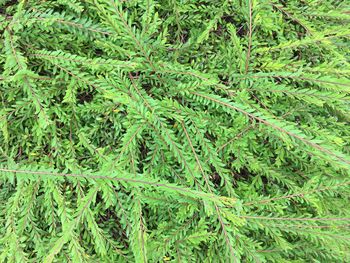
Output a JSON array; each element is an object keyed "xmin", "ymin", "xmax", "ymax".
[{"xmin": 0, "ymin": 0, "xmax": 350, "ymax": 262}]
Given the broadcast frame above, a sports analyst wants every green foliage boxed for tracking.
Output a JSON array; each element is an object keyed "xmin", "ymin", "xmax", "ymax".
[{"xmin": 0, "ymin": 0, "xmax": 350, "ymax": 262}]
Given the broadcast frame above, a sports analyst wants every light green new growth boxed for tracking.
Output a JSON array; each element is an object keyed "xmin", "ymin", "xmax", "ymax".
[{"xmin": 0, "ymin": 0, "xmax": 350, "ymax": 262}]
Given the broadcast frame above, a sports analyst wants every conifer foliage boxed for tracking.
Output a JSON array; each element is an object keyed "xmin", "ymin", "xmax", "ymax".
[{"xmin": 1, "ymin": 0, "xmax": 350, "ymax": 262}]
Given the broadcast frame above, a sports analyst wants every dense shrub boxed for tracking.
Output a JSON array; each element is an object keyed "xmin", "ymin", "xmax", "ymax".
[{"xmin": 1, "ymin": 0, "xmax": 350, "ymax": 262}]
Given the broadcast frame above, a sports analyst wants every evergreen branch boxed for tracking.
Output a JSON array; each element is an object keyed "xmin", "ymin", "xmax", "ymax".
[
  {"xmin": 257, "ymin": 29, "xmax": 350, "ymax": 52},
  {"xmin": 29, "ymin": 50, "xmax": 139, "ymax": 71},
  {"xmin": 4, "ymin": 29, "xmax": 50, "ymax": 126},
  {"xmin": 27, "ymin": 8, "xmax": 112, "ymax": 37},
  {"xmin": 245, "ymin": 0, "xmax": 253, "ymax": 74},
  {"xmin": 181, "ymin": 122, "xmax": 238, "ymax": 261},
  {"xmin": 232, "ymin": 72, "xmax": 350, "ymax": 89},
  {"xmin": 127, "ymin": 74, "xmax": 205, "ymax": 190},
  {"xmin": 44, "ymin": 186, "xmax": 100, "ymax": 263},
  {"xmin": 244, "ymin": 180, "xmax": 350, "ymax": 206},
  {"xmin": 190, "ymin": 92, "xmax": 350, "ymax": 168},
  {"xmin": 0, "ymin": 167, "xmax": 231, "ymax": 204},
  {"xmin": 242, "ymin": 215, "xmax": 350, "ymax": 221},
  {"xmin": 264, "ymin": 223, "xmax": 350, "ymax": 229},
  {"xmin": 270, "ymin": 2, "xmax": 311, "ymax": 34}
]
